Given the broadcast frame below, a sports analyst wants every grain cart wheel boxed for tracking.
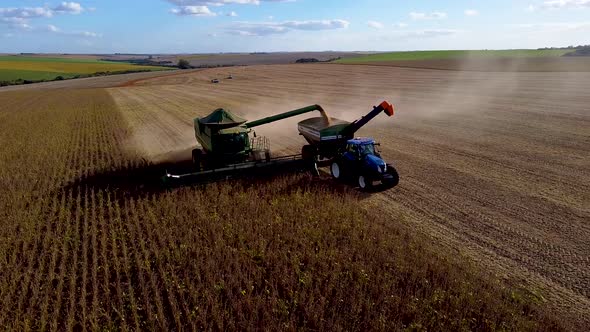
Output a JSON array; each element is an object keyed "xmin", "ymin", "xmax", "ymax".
[
  {"xmin": 358, "ymin": 174, "xmax": 373, "ymax": 191},
  {"xmin": 303, "ymin": 145, "xmax": 320, "ymax": 176},
  {"xmin": 192, "ymin": 149, "xmax": 203, "ymax": 172},
  {"xmin": 330, "ymin": 161, "xmax": 343, "ymax": 180}
]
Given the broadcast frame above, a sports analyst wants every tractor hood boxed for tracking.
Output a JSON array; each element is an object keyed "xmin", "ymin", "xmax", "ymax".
[{"xmin": 365, "ymin": 154, "xmax": 386, "ymax": 172}]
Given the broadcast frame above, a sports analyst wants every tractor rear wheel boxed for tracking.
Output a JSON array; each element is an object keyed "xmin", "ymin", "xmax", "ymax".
[
  {"xmin": 330, "ymin": 161, "xmax": 343, "ymax": 180},
  {"xmin": 192, "ymin": 149, "xmax": 203, "ymax": 171}
]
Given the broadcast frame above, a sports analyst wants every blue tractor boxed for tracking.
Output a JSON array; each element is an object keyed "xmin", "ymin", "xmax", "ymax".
[{"xmin": 329, "ymin": 138, "xmax": 399, "ymax": 190}]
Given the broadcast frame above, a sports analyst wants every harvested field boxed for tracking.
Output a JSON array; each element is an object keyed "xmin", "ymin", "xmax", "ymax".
[
  {"xmin": 344, "ymin": 57, "xmax": 590, "ymax": 72},
  {"xmin": 0, "ymin": 62, "xmax": 587, "ymax": 330},
  {"xmin": 109, "ymin": 64, "xmax": 590, "ymax": 327}
]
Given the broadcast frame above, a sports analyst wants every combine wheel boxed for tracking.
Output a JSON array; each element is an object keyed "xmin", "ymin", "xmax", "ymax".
[
  {"xmin": 192, "ymin": 149, "xmax": 203, "ymax": 171},
  {"xmin": 330, "ymin": 161, "xmax": 343, "ymax": 180}
]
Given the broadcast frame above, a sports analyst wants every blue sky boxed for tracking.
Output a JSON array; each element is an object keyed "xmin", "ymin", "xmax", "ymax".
[{"xmin": 1, "ymin": 0, "xmax": 589, "ymax": 53}]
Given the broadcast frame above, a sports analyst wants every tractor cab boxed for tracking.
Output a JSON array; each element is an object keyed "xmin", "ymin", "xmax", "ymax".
[{"xmin": 344, "ymin": 138, "xmax": 379, "ymax": 160}]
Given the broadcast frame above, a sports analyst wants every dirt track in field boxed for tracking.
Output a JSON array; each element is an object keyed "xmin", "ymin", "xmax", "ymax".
[{"xmin": 108, "ymin": 63, "xmax": 590, "ymax": 325}]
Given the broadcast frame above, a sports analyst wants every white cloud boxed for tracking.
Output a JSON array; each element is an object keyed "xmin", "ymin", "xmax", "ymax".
[
  {"xmin": 167, "ymin": 0, "xmax": 292, "ymax": 18},
  {"xmin": 393, "ymin": 22, "xmax": 408, "ymax": 28},
  {"xmin": 0, "ymin": 16, "xmax": 33, "ymax": 30},
  {"xmin": 166, "ymin": 0, "xmax": 292, "ymax": 5},
  {"xmin": 367, "ymin": 20, "xmax": 384, "ymax": 29},
  {"xmin": 512, "ymin": 21, "xmax": 590, "ymax": 30},
  {"xmin": 226, "ymin": 19, "xmax": 349, "ymax": 36},
  {"xmin": 47, "ymin": 24, "xmax": 60, "ymax": 32},
  {"xmin": 0, "ymin": 7, "xmax": 53, "ymax": 19},
  {"xmin": 464, "ymin": 9, "xmax": 479, "ymax": 16},
  {"xmin": 227, "ymin": 11, "xmax": 238, "ymax": 17},
  {"xmin": 45, "ymin": 24, "xmax": 102, "ymax": 37},
  {"xmin": 170, "ymin": 6, "xmax": 216, "ymax": 16},
  {"xmin": 79, "ymin": 31, "xmax": 101, "ymax": 37},
  {"xmin": 0, "ymin": 2, "xmax": 87, "ymax": 32},
  {"xmin": 529, "ymin": 0, "xmax": 590, "ymax": 10},
  {"xmin": 410, "ymin": 11, "xmax": 447, "ymax": 20},
  {"xmin": 402, "ymin": 29, "xmax": 459, "ymax": 38},
  {"xmin": 53, "ymin": 2, "xmax": 84, "ymax": 14}
]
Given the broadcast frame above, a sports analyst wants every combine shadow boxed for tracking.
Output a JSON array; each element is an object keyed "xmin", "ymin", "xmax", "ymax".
[
  {"xmin": 59, "ymin": 160, "xmax": 177, "ymax": 197},
  {"xmin": 57, "ymin": 152, "xmax": 318, "ymax": 199},
  {"xmin": 57, "ymin": 148, "xmax": 397, "ymax": 201}
]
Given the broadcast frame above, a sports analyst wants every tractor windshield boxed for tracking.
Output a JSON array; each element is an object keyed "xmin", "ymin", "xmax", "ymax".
[{"xmin": 359, "ymin": 144, "xmax": 375, "ymax": 156}]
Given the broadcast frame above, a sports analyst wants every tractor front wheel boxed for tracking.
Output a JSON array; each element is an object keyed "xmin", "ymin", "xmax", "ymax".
[
  {"xmin": 382, "ymin": 165, "xmax": 400, "ymax": 188},
  {"xmin": 358, "ymin": 175, "xmax": 373, "ymax": 191}
]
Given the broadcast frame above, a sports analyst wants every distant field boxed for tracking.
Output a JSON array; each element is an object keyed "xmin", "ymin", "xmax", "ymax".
[
  {"xmin": 0, "ymin": 56, "xmax": 170, "ymax": 82},
  {"xmin": 336, "ymin": 49, "xmax": 572, "ymax": 63},
  {"xmin": 165, "ymin": 52, "xmax": 367, "ymax": 67},
  {"xmin": 333, "ymin": 49, "xmax": 590, "ymax": 72}
]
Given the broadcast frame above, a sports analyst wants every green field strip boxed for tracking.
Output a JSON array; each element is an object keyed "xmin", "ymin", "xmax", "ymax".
[
  {"xmin": 336, "ymin": 49, "xmax": 572, "ymax": 63},
  {"xmin": 0, "ymin": 69, "xmax": 79, "ymax": 81}
]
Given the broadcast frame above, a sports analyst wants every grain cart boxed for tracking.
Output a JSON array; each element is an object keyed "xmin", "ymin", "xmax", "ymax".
[{"xmin": 297, "ymin": 101, "xmax": 399, "ymax": 189}]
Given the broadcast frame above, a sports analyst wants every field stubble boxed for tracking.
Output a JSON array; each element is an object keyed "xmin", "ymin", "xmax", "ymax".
[
  {"xmin": 0, "ymin": 71, "xmax": 568, "ymax": 329},
  {"xmin": 109, "ymin": 63, "xmax": 590, "ymax": 328}
]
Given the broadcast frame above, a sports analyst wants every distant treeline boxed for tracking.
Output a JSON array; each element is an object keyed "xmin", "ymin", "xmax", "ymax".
[
  {"xmin": 538, "ymin": 45, "xmax": 589, "ymax": 50},
  {"xmin": 0, "ymin": 69, "xmax": 157, "ymax": 87},
  {"xmin": 537, "ymin": 44, "xmax": 590, "ymax": 56},
  {"xmin": 100, "ymin": 58, "xmax": 175, "ymax": 66},
  {"xmin": 563, "ymin": 45, "xmax": 590, "ymax": 57},
  {"xmin": 295, "ymin": 57, "xmax": 342, "ymax": 63}
]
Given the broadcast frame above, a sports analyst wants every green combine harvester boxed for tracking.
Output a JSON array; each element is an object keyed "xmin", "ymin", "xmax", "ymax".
[{"xmin": 165, "ymin": 101, "xmax": 398, "ymax": 189}]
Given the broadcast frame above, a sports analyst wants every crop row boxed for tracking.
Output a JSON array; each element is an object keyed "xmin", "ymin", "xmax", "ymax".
[{"xmin": 0, "ymin": 87, "xmax": 562, "ymax": 330}]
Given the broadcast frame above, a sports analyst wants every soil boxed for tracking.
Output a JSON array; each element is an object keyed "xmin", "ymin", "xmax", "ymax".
[
  {"xmin": 108, "ymin": 63, "xmax": 590, "ymax": 327},
  {"xmin": 350, "ymin": 56, "xmax": 590, "ymax": 72}
]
